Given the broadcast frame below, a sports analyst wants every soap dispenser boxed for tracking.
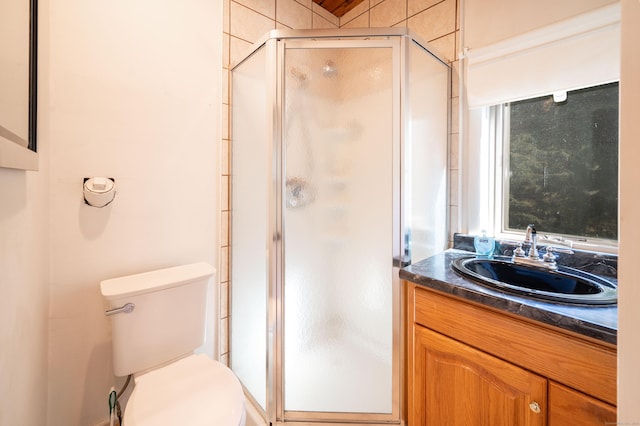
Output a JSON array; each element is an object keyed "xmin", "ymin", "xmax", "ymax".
[{"xmin": 474, "ymin": 230, "xmax": 495, "ymax": 258}]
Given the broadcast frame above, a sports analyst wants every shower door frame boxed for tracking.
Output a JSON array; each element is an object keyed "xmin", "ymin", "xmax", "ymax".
[
  {"xmin": 271, "ymin": 34, "xmax": 403, "ymax": 425},
  {"xmin": 230, "ymin": 28, "xmax": 449, "ymax": 426}
]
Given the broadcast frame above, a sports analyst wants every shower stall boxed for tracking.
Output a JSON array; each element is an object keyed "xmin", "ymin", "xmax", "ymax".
[{"xmin": 230, "ymin": 28, "xmax": 449, "ymax": 425}]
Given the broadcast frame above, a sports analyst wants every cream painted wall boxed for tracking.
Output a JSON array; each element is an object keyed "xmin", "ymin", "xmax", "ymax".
[
  {"xmin": 464, "ymin": 0, "xmax": 617, "ymax": 48},
  {"xmin": 0, "ymin": 3, "xmax": 50, "ymax": 425},
  {"xmin": 618, "ymin": 0, "xmax": 640, "ymax": 422},
  {"xmin": 44, "ymin": 1, "xmax": 222, "ymax": 425},
  {"xmin": 0, "ymin": 147, "xmax": 49, "ymax": 425}
]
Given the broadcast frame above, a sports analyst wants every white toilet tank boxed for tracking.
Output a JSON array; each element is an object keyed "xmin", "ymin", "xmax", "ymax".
[{"xmin": 100, "ymin": 262, "xmax": 216, "ymax": 377}]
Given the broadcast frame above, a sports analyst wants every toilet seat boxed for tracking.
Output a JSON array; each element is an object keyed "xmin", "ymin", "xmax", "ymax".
[{"xmin": 124, "ymin": 354, "xmax": 246, "ymax": 426}]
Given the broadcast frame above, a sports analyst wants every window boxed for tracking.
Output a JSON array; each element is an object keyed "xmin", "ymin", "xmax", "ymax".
[{"xmin": 498, "ymin": 82, "xmax": 619, "ymax": 243}]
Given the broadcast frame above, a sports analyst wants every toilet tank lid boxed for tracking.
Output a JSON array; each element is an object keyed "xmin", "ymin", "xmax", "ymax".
[{"xmin": 100, "ymin": 262, "xmax": 216, "ymax": 300}]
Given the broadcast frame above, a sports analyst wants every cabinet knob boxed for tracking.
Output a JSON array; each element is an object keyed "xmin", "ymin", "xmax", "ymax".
[{"xmin": 529, "ymin": 401, "xmax": 541, "ymax": 414}]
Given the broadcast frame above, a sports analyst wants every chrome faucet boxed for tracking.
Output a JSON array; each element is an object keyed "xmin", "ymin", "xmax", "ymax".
[
  {"xmin": 512, "ymin": 224, "xmax": 574, "ymax": 270},
  {"xmin": 524, "ymin": 224, "xmax": 539, "ymax": 259}
]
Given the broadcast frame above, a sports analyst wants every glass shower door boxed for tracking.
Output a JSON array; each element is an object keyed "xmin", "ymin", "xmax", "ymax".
[
  {"xmin": 281, "ymin": 40, "xmax": 398, "ymax": 420},
  {"xmin": 230, "ymin": 44, "xmax": 270, "ymax": 413}
]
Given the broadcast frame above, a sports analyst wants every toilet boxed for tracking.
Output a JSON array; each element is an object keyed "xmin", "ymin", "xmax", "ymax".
[{"xmin": 100, "ymin": 262, "xmax": 246, "ymax": 426}]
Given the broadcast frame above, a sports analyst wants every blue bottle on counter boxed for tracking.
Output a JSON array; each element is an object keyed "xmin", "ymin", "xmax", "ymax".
[{"xmin": 474, "ymin": 230, "xmax": 495, "ymax": 258}]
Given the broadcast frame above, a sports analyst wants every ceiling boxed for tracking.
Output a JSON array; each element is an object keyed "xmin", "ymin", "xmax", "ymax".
[{"xmin": 312, "ymin": 0, "xmax": 367, "ymax": 18}]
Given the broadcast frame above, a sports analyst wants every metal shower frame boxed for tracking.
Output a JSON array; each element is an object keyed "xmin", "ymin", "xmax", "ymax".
[{"xmin": 230, "ymin": 27, "xmax": 450, "ymax": 426}]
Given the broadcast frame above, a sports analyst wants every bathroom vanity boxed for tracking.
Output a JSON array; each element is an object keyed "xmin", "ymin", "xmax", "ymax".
[{"xmin": 402, "ymin": 250, "xmax": 617, "ymax": 425}]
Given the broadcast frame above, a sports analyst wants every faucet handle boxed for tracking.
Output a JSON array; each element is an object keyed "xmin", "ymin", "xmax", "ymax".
[
  {"xmin": 513, "ymin": 242, "xmax": 526, "ymax": 258},
  {"xmin": 546, "ymin": 246, "xmax": 574, "ymax": 255},
  {"xmin": 539, "ymin": 234, "xmax": 574, "ymax": 248},
  {"xmin": 543, "ymin": 246, "xmax": 574, "ymax": 263}
]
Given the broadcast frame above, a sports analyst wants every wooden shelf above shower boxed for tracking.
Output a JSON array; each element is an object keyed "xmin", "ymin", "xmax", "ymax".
[{"xmin": 312, "ymin": 0, "xmax": 366, "ymax": 17}]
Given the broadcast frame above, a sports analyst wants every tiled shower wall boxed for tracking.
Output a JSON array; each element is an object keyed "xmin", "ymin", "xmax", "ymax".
[{"xmin": 220, "ymin": 0, "xmax": 460, "ymax": 363}]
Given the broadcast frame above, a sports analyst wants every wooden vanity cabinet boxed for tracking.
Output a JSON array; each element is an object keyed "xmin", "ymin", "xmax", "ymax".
[
  {"xmin": 406, "ymin": 282, "xmax": 617, "ymax": 426},
  {"xmin": 548, "ymin": 382, "xmax": 617, "ymax": 426},
  {"xmin": 413, "ymin": 324, "xmax": 547, "ymax": 425}
]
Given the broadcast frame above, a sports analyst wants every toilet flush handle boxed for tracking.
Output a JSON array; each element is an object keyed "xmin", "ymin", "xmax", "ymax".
[{"xmin": 105, "ymin": 303, "xmax": 135, "ymax": 316}]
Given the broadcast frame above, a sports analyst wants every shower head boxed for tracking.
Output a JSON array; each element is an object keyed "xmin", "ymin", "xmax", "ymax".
[{"xmin": 322, "ymin": 60, "xmax": 337, "ymax": 77}]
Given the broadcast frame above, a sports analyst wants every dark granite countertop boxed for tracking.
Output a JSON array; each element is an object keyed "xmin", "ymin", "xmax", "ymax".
[{"xmin": 400, "ymin": 249, "xmax": 617, "ymax": 345}]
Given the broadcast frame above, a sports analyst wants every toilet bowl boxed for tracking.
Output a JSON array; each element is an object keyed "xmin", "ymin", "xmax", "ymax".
[
  {"xmin": 100, "ymin": 263, "xmax": 245, "ymax": 426},
  {"xmin": 124, "ymin": 354, "xmax": 245, "ymax": 426}
]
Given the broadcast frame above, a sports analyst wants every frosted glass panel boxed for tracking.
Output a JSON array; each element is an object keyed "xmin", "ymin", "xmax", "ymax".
[
  {"xmin": 406, "ymin": 42, "xmax": 449, "ymax": 262},
  {"xmin": 283, "ymin": 46, "xmax": 394, "ymax": 414},
  {"xmin": 230, "ymin": 46, "xmax": 268, "ymax": 411}
]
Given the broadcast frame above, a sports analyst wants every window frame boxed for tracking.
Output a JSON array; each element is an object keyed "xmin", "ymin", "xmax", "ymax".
[{"xmin": 489, "ymin": 95, "xmax": 619, "ymax": 253}]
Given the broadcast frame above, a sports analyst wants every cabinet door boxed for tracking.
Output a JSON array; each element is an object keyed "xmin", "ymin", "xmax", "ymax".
[
  {"xmin": 411, "ymin": 325, "xmax": 546, "ymax": 426},
  {"xmin": 549, "ymin": 381, "xmax": 616, "ymax": 425}
]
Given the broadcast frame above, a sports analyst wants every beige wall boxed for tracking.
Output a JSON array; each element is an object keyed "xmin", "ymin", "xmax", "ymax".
[
  {"xmin": 464, "ymin": 0, "xmax": 617, "ymax": 48},
  {"xmin": 0, "ymin": 129, "xmax": 49, "ymax": 426},
  {"xmin": 43, "ymin": 0, "xmax": 222, "ymax": 425},
  {"xmin": 0, "ymin": 3, "xmax": 50, "ymax": 425},
  {"xmin": 221, "ymin": 0, "xmax": 460, "ymax": 364},
  {"xmin": 618, "ymin": 0, "xmax": 640, "ymax": 421}
]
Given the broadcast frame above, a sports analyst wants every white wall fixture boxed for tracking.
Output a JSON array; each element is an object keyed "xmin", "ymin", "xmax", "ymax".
[{"xmin": 83, "ymin": 177, "xmax": 116, "ymax": 207}]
